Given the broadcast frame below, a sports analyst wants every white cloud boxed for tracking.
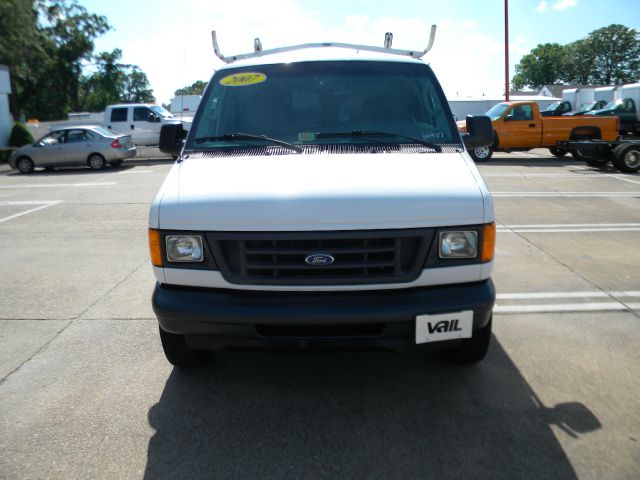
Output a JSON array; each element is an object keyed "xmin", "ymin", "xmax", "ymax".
[
  {"xmin": 535, "ymin": 0, "xmax": 578, "ymax": 13},
  {"xmin": 534, "ymin": 1, "xmax": 548, "ymax": 12},
  {"xmin": 552, "ymin": 0, "xmax": 577, "ymax": 10}
]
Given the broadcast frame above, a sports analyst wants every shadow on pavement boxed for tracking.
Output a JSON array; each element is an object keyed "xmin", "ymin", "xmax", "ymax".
[{"xmin": 144, "ymin": 340, "xmax": 600, "ymax": 479}]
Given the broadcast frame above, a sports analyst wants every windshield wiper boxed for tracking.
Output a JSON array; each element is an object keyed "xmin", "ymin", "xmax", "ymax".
[
  {"xmin": 194, "ymin": 133, "xmax": 302, "ymax": 154},
  {"xmin": 315, "ymin": 130, "xmax": 442, "ymax": 152}
]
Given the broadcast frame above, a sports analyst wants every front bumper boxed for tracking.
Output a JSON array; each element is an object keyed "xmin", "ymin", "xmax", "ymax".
[{"xmin": 152, "ymin": 279, "xmax": 495, "ymax": 352}]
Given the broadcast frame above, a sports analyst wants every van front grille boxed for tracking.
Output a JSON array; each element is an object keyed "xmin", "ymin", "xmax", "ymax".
[{"xmin": 206, "ymin": 230, "xmax": 433, "ymax": 286}]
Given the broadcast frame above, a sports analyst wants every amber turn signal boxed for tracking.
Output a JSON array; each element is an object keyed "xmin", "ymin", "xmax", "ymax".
[
  {"xmin": 148, "ymin": 228, "xmax": 163, "ymax": 267},
  {"xmin": 481, "ymin": 223, "xmax": 496, "ymax": 262}
]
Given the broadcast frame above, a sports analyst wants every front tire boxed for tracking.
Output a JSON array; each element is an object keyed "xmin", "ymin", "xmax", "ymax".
[
  {"xmin": 159, "ymin": 327, "xmax": 212, "ymax": 368},
  {"xmin": 87, "ymin": 153, "xmax": 106, "ymax": 170},
  {"xmin": 16, "ymin": 156, "xmax": 35, "ymax": 174},
  {"xmin": 612, "ymin": 144, "xmax": 640, "ymax": 173},
  {"xmin": 549, "ymin": 147, "xmax": 567, "ymax": 158},
  {"xmin": 440, "ymin": 316, "xmax": 492, "ymax": 364},
  {"xmin": 469, "ymin": 146, "xmax": 493, "ymax": 162}
]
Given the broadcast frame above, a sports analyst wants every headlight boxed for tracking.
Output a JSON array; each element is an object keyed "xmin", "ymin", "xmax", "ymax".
[
  {"xmin": 166, "ymin": 235, "xmax": 204, "ymax": 262},
  {"xmin": 439, "ymin": 231, "xmax": 477, "ymax": 258}
]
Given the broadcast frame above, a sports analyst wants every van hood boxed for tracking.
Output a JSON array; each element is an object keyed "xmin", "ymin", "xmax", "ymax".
[{"xmin": 155, "ymin": 151, "xmax": 488, "ymax": 231}]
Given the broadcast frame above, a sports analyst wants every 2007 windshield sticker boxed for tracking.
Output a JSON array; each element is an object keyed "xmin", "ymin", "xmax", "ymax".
[{"xmin": 219, "ymin": 72, "xmax": 267, "ymax": 87}]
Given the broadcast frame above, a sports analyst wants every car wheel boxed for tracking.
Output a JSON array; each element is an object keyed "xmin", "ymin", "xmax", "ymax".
[
  {"xmin": 16, "ymin": 156, "xmax": 35, "ymax": 174},
  {"xmin": 549, "ymin": 147, "xmax": 567, "ymax": 158},
  {"xmin": 159, "ymin": 327, "xmax": 212, "ymax": 368},
  {"xmin": 469, "ymin": 146, "xmax": 493, "ymax": 162},
  {"xmin": 440, "ymin": 316, "xmax": 492, "ymax": 364},
  {"xmin": 87, "ymin": 153, "xmax": 106, "ymax": 170},
  {"xmin": 612, "ymin": 144, "xmax": 640, "ymax": 173},
  {"xmin": 110, "ymin": 159, "xmax": 123, "ymax": 167}
]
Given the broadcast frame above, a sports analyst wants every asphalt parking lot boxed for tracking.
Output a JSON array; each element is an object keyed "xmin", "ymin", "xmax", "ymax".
[{"xmin": 0, "ymin": 149, "xmax": 638, "ymax": 479}]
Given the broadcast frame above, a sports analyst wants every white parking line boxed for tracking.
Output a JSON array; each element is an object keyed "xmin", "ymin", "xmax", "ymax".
[
  {"xmin": 612, "ymin": 176, "xmax": 640, "ymax": 186},
  {"xmin": 494, "ymin": 302, "xmax": 631, "ymax": 313},
  {"xmin": 0, "ymin": 182, "xmax": 117, "ymax": 189},
  {"xmin": 484, "ymin": 173, "xmax": 603, "ymax": 177},
  {"xmin": 494, "ymin": 291, "xmax": 640, "ymax": 314},
  {"xmin": 0, "ymin": 201, "xmax": 62, "ymax": 224},
  {"xmin": 497, "ymin": 223, "xmax": 640, "ymax": 233},
  {"xmin": 496, "ymin": 291, "xmax": 640, "ymax": 300},
  {"xmin": 493, "ymin": 191, "xmax": 640, "ymax": 197}
]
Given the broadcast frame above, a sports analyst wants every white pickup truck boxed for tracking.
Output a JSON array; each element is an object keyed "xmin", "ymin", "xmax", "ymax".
[
  {"xmin": 149, "ymin": 30, "xmax": 496, "ymax": 368},
  {"xmin": 104, "ymin": 103, "xmax": 191, "ymax": 146}
]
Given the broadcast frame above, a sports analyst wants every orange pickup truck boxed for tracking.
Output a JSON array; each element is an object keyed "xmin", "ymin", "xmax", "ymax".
[{"xmin": 458, "ymin": 101, "xmax": 619, "ymax": 161}]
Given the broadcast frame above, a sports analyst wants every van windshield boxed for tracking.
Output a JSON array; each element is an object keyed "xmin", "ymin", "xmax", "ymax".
[{"xmin": 188, "ymin": 61, "xmax": 459, "ymax": 149}]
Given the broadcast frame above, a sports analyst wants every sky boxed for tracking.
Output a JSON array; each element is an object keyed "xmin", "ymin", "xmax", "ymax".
[{"xmin": 79, "ymin": 0, "xmax": 640, "ymax": 105}]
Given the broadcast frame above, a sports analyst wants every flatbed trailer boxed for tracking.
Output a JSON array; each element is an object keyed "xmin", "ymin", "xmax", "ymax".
[{"xmin": 557, "ymin": 138, "xmax": 640, "ymax": 173}]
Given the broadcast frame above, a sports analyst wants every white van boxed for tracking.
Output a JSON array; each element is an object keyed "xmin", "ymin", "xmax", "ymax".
[
  {"xmin": 104, "ymin": 103, "xmax": 192, "ymax": 146},
  {"xmin": 149, "ymin": 30, "xmax": 496, "ymax": 368}
]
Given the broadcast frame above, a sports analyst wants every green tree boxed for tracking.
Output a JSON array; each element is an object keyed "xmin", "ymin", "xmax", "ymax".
[
  {"xmin": 174, "ymin": 80, "xmax": 208, "ymax": 96},
  {"xmin": 581, "ymin": 24, "xmax": 640, "ymax": 85},
  {"xmin": 562, "ymin": 39, "xmax": 594, "ymax": 85},
  {"xmin": 41, "ymin": 0, "xmax": 111, "ymax": 115},
  {"xmin": 512, "ymin": 24, "xmax": 640, "ymax": 90},
  {"xmin": 121, "ymin": 67, "xmax": 155, "ymax": 103},
  {"xmin": 0, "ymin": 0, "xmax": 55, "ymax": 119},
  {"xmin": 81, "ymin": 49, "xmax": 126, "ymax": 111},
  {"xmin": 511, "ymin": 43, "xmax": 567, "ymax": 90}
]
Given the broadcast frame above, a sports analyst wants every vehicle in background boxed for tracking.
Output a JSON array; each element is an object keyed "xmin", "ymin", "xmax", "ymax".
[
  {"xmin": 540, "ymin": 100, "xmax": 572, "ymax": 116},
  {"xmin": 9, "ymin": 126, "xmax": 135, "ymax": 173},
  {"xmin": 103, "ymin": 103, "xmax": 192, "ymax": 146},
  {"xmin": 459, "ymin": 101, "xmax": 618, "ymax": 161},
  {"xmin": 586, "ymin": 83, "xmax": 640, "ymax": 134},
  {"xmin": 564, "ymin": 100, "xmax": 607, "ymax": 116},
  {"xmin": 169, "ymin": 95, "xmax": 202, "ymax": 114}
]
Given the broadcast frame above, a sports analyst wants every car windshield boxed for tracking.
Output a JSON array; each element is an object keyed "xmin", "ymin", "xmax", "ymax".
[
  {"xmin": 188, "ymin": 60, "xmax": 458, "ymax": 149},
  {"xmin": 603, "ymin": 99, "xmax": 623, "ymax": 109},
  {"xmin": 485, "ymin": 103, "xmax": 509, "ymax": 120},
  {"xmin": 577, "ymin": 102, "xmax": 595, "ymax": 113},
  {"xmin": 151, "ymin": 105, "xmax": 173, "ymax": 118}
]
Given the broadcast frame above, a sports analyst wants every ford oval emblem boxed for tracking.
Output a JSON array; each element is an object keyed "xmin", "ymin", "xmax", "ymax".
[{"xmin": 305, "ymin": 253, "xmax": 335, "ymax": 266}]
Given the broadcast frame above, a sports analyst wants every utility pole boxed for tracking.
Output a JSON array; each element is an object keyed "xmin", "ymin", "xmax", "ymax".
[{"xmin": 505, "ymin": 0, "xmax": 510, "ymax": 101}]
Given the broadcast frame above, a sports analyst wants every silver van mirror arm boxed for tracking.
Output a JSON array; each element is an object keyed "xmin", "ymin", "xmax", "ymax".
[{"xmin": 212, "ymin": 26, "xmax": 437, "ymax": 64}]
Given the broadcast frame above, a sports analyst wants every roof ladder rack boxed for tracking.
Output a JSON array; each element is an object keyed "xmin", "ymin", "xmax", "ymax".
[{"xmin": 211, "ymin": 26, "xmax": 437, "ymax": 64}]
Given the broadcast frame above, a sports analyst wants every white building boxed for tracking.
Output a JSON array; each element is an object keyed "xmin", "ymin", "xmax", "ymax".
[{"xmin": 0, "ymin": 65, "xmax": 12, "ymax": 148}]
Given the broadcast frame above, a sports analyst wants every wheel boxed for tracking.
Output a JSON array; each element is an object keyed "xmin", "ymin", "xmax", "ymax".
[
  {"xmin": 87, "ymin": 153, "xmax": 106, "ymax": 170},
  {"xmin": 16, "ymin": 156, "xmax": 35, "ymax": 173},
  {"xmin": 469, "ymin": 146, "xmax": 493, "ymax": 162},
  {"xmin": 549, "ymin": 147, "xmax": 567, "ymax": 158},
  {"xmin": 110, "ymin": 159, "xmax": 123, "ymax": 167},
  {"xmin": 440, "ymin": 316, "xmax": 492, "ymax": 364},
  {"xmin": 159, "ymin": 327, "xmax": 212, "ymax": 368},
  {"xmin": 611, "ymin": 143, "xmax": 640, "ymax": 173},
  {"xmin": 17, "ymin": 156, "xmax": 36, "ymax": 173}
]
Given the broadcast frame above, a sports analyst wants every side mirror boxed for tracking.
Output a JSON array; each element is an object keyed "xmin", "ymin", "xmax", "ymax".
[
  {"xmin": 159, "ymin": 124, "xmax": 187, "ymax": 156},
  {"xmin": 462, "ymin": 115, "xmax": 493, "ymax": 149},
  {"xmin": 504, "ymin": 114, "xmax": 513, "ymax": 121},
  {"xmin": 149, "ymin": 113, "xmax": 161, "ymax": 123}
]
